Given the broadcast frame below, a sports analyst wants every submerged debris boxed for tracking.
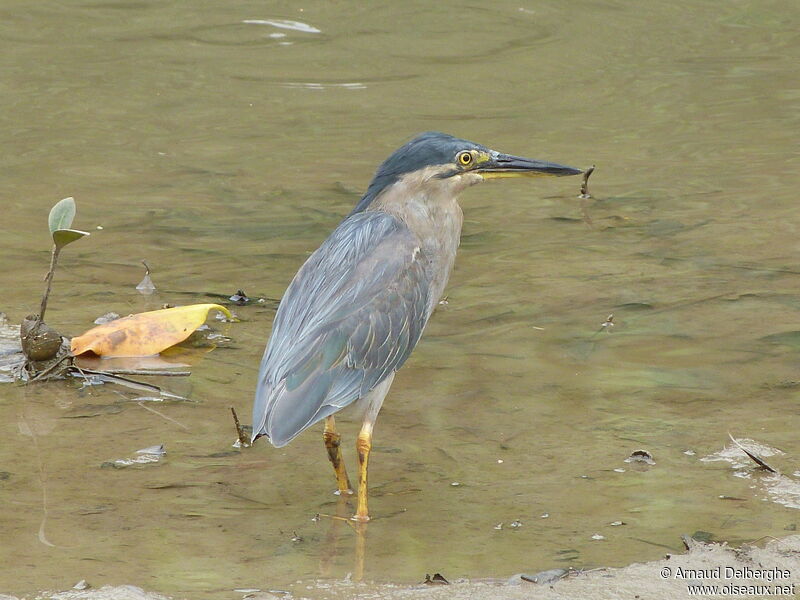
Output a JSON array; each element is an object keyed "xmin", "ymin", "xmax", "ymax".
[
  {"xmin": 625, "ymin": 449, "xmax": 655, "ymax": 465},
  {"xmin": 515, "ymin": 568, "xmax": 570, "ymax": 585},
  {"xmin": 229, "ymin": 290, "xmax": 251, "ymax": 305},
  {"xmin": 94, "ymin": 312, "xmax": 120, "ymax": 325},
  {"xmin": 215, "ymin": 309, "xmax": 237, "ymax": 323},
  {"xmin": 702, "ymin": 436, "xmax": 800, "ymax": 509},
  {"xmin": 103, "ymin": 444, "xmax": 166, "ymax": 469},
  {"xmin": 728, "ymin": 433, "xmax": 778, "ymax": 473}
]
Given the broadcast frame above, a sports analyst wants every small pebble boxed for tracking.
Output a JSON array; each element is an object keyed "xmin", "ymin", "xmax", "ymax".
[
  {"xmin": 591, "ymin": 533, "xmax": 605, "ymax": 540},
  {"xmin": 510, "ymin": 520, "xmax": 523, "ymax": 528}
]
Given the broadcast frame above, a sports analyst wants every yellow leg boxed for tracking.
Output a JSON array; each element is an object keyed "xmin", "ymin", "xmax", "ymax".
[
  {"xmin": 354, "ymin": 421, "xmax": 373, "ymax": 521},
  {"xmin": 351, "ymin": 372, "xmax": 394, "ymax": 521},
  {"xmin": 323, "ymin": 416, "xmax": 353, "ymax": 495}
]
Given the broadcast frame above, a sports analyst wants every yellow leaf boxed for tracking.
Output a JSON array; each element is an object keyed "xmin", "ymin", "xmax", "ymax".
[{"xmin": 70, "ymin": 304, "xmax": 232, "ymax": 357}]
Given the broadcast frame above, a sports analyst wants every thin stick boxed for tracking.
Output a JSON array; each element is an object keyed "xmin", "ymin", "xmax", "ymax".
[
  {"xmin": 37, "ymin": 245, "xmax": 61, "ymax": 325},
  {"xmin": 138, "ymin": 401, "xmax": 189, "ymax": 430},
  {"xmin": 87, "ymin": 369, "xmax": 190, "ymax": 377},
  {"xmin": 231, "ymin": 406, "xmax": 249, "ymax": 446},
  {"xmin": 579, "ymin": 165, "xmax": 595, "ymax": 199}
]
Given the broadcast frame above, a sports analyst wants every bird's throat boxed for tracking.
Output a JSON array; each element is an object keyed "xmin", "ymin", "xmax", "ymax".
[{"xmin": 368, "ymin": 175, "xmax": 464, "ymax": 316}]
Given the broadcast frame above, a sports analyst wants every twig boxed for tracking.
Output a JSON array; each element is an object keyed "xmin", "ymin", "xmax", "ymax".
[
  {"xmin": 29, "ymin": 354, "xmax": 72, "ymax": 382},
  {"xmin": 590, "ymin": 314, "xmax": 615, "ymax": 339},
  {"xmin": 138, "ymin": 401, "xmax": 189, "ymax": 430},
  {"xmin": 728, "ymin": 433, "xmax": 778, "ymax": 474},
  {"xmin": 73, "ymin": 366, "xmax": 162, "ymax": 393},
  {"xmin": 231, "ymin": 406, "xmax": 249, "ymax": 446},
  {"xmin": 88, "ymin": 369, "xmax": 190, "ymax": 377},
  {"xmin": 579, "ymin": 165, "xmax": 595, "ymax": 199}
]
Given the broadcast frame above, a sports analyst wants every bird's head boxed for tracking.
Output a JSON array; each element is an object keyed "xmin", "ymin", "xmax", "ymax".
[{"xmin": 352, "ymin": 131, "xmax": 583, "ymax": 213}]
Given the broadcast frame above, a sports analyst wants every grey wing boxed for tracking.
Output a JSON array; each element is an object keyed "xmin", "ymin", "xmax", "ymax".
[{"xmin": 252, "ymin": 211, "xmax": 431, "ymax": 447}]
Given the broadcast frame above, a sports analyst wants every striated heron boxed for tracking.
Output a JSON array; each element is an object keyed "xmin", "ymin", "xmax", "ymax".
[{"xmin": 251, "ymin": 132, "xmax": 583, "ymax": 520}]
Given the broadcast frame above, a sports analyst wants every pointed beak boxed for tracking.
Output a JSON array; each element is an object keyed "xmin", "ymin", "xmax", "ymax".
[{"xmin": 477, "ymin": 152, "xmax": 584, "ymax": 179}]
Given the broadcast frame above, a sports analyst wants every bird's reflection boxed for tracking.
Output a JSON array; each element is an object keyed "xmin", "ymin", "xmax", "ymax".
[{"xmin": 318, "ymin": 497, "xmax": 368, "ymax": 581}]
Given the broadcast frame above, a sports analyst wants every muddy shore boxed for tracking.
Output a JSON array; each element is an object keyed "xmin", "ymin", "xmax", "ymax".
[{"xmin": 5, "ymin": 535, "xmax": 798, "ymax": 600}]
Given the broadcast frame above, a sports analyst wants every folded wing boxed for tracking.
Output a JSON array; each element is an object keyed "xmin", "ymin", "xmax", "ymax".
[{"xmin": 252, "ymin": 211, "xmax": 431, "ymax": 447}]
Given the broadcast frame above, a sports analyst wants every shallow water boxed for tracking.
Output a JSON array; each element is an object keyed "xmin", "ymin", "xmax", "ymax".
[{"xmin": 1, "ymin": 0, "xmax": 799, "ymax": 597}]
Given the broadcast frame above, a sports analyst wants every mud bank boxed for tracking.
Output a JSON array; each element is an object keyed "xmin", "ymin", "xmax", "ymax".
[{"xmin": 4, "ymin": 535, "xmax": 799, "ymax": 600}]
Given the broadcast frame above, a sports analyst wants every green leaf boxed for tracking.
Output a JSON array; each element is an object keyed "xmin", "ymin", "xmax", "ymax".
[
  {"xmin": 52, "ymin": 228, "xmax": 90, "ymax": 249},
  {"xmin": 48, "ymin": 197, "xmax": 76, "ymax": 234}
]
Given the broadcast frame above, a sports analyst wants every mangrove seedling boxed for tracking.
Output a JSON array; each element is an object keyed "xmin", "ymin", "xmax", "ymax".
[{"xmin": 21, "ymin": 197, "xmax": 89, "ymax": 364}]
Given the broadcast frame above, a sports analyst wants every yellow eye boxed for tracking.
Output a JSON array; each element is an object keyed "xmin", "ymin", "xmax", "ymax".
[{"xmin": 457, "ymin": 151, "xmax": 473, "ymax": 166}]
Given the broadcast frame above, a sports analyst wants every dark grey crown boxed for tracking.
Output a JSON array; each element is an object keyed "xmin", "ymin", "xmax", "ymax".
[{"xmin": 351, "ymin": 132, "xmax": 487, "ymax": 214}]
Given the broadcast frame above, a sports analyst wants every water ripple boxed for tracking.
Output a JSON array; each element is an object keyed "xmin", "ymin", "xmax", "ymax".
[{"xmin": 242, "ymin": 19, "xmax": 321, "ymax": 34}]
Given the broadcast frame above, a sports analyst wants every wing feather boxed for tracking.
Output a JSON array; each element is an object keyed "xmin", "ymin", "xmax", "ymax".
[{"xmin": 252, "ymin": 211, "xmax": 431, "ymax": 446}]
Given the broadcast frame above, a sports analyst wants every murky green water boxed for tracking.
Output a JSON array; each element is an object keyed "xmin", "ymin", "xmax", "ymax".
[{"xmin": 2, "ymin": 0, "xmax": 799, "ymax": 597}]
